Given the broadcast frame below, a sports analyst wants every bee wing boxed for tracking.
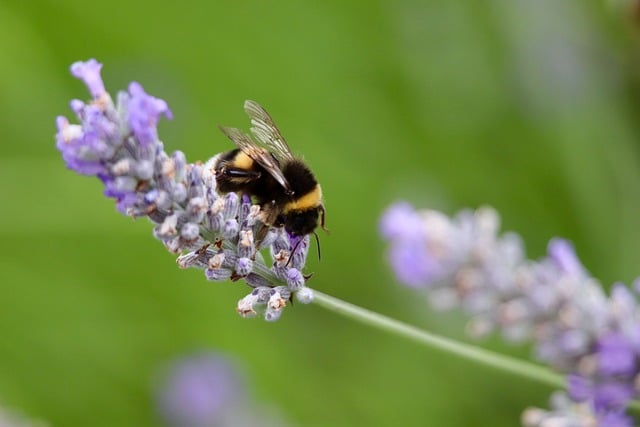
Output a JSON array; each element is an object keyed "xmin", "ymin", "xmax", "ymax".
[
  {"xmin": 218, "ymin": 125, "xmax": 292, "ymax": 192},
  {"xmin": 244, "ymin": 100, "xmax": 295, "ymax": 163}
]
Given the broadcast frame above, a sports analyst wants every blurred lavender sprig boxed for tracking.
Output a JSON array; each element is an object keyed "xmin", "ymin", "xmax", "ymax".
[
  {"xmin": 55, "ymin": 59, "xmax": 313, "ymax": 321},
  {"xmin": 156, "ymin": 352, "xmax": 290, "ymax": 427},
  {"xmin": 0, "ymin": 404, "xmax": 49, "ymax": 427},
  {"xmin": 380, "ymin": 202, "xmax": 640, "ymax": 426}
]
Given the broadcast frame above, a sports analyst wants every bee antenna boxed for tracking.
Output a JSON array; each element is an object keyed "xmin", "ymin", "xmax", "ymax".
[
  {"xmin": 285, "ymin": 236, "xmax": 305, "ymax": 268},
  {"xmin": 313, "ymin": 231, "xmax": 321, "ymax": 261}
]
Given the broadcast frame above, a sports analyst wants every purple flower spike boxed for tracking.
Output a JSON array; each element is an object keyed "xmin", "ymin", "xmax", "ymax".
[
  {"xmin": 57, "ymin": 60, "xmax": 314, "ymax": 321},
  {"xmin": 381, "ymin": 202, "xmax": 640, "ymax": 423},
  {"xmin": 127, "ymin": 82, "xmax": 173, "ymax": 147},
  {"xmin": 70, "ymin": 59, "xmax": 105, "ymax": 98},
  {"xmin": 157, "ymin": 353, "xmax": 244, "ymax": 427}
]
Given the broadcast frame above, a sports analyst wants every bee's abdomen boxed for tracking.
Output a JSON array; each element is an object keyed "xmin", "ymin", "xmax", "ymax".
[
  {"xmin": 281, "ymin": 160, "xmax": 322, "ymax": 213},
  {"xmin": 283, "ymin": 160, "xmax": 318, "ymax": 198}
]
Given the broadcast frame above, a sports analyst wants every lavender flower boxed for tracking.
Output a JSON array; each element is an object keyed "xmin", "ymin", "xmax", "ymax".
[
  {"xmin": 157, "ymin": 353, "xmax": 245, "ymax": 427},
  {"xmin": 156, "ymin": 352, "xmax": 289, "ymax": 427},
  {"xmin": 56, "ymin": 59, "xmax": 313, "ymax": 320},
  {"xmin": 380, "ymin": 202, "xmax": 640, "ymax": 425}
]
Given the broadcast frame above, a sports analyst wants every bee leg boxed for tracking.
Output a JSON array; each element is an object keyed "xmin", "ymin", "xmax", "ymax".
[
  {"xmin": 215, "ymin": 167, "xmax": 261, "ymax": 193},
  {"xmin": 319, "ymin": 204, "xmax": 330, "ymax": 233},
  {"xmin": 218, "ymin": 167, "xmax": 261, "ymax": 180}
]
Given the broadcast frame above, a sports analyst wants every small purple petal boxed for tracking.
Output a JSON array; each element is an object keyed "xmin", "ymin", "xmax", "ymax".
[
  {"xmin": 181, "ymin": 222, "xmax": 200, "ymax": 241},
  {"xmin": 547, "ymin": 238, "xmax": 584, "ymax": 276},
  {"xmin": 116, "ymin": 192, "xmax": 141, "ymax": 214},
  {"xmin": 388, "ymin": 239, "xmax": 441, "ymax": 288},
  {"xmin": 70, "ymin": 99, "xmax": 85, "ymax": 116},
  {"xmin": 596, "ymin": 333, "xmax": 636, "ymax": 377},
  {"xmin": 379, "ymin": 201, "xmax": 421, "ymax": 240},
  {"xmin": 223, "ymin": 192, "xmax": 239, "ymax": 220},
  {"xmin": 70, "ymin": 59, "xmax": 106, "ymax": 98},
  {"xmin": 286, "ymin": 268, "xmax": 305, "ymax": 290},
  {"xmin": 567, "ymin": 373, "xmax": 592, "ymax": 402},
  {"xmin": 556, "ymin": 329, "xmax": 589, "ymax": 356},
  {"xmin": 598, "ymin": 411, "xmax": 634, "ymax": 427},
  {"xmin": 172, "ymin": 150, "xmax": 187, "ymax": 182},
  {"xmin": 56, "ymin": 116, "xmax": 109, "ymax": 176},
  {"xmin": 235, "ymin": 257, "xmax": 253, "ymax": 276},
  {"xmin": 593, "ymin": 382, "xmax": 634, "ymax": 412},
  {"xmin": 104, "ymin": 176, "xmax": 137, "ymax": 198},
  {"xmin": 127, "ymin": 82, "xmax": 172, "ymax": 147},
  {"xmin": 145, "ymin": 189, "xmax": 159, "ymax": 203}
]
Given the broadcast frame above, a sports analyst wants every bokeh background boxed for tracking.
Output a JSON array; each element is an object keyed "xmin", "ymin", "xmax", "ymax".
[{"xmin": 2, "ymin": 0, "xmax": 640, "ymax": 426}]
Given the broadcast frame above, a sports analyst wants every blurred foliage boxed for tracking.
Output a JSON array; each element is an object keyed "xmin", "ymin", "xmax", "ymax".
[{"xmin": 1, "ymin": 0, "xmax": 640, "ymax": 426}]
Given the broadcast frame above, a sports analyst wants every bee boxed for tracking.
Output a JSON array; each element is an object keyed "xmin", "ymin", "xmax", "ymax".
[{"xmin": 214, "ymin": 100, "xmax": 327, "ymax": 245}]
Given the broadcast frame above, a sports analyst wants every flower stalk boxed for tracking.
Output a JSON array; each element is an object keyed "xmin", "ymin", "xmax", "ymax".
[{"xmin": 311, "ymin": 289, "xmax": 566, "ymax": 388}]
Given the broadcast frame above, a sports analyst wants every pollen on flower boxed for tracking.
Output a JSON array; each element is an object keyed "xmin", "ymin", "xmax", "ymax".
[
  {"xmin": 246, "ymin": 205, "xmax": 261, "ymax": 226},
  {"xmin": 267, "ymin": 292, "xmax": 287, "ymax": 311},
  {"xmin": 208, "ymin": 253, "xmax": 225, "ymax": 270},
  {"xmin": 273, "ymin": 249, "xmax": 289, "ymax": 267},
  {"xmin": 211, "ymin": 198, "xmax": 226, "ymax": 215},
  {"xmin": 161, "ymin": 158, "xmax": 176, "ymax": 178},
  {"xmin": 237, "ymin": 294, "xmax": 258, "ymax": 318},
  {"xmin": 56, "ymin": 117, "xmax": 82, "ymax": 143},
  {"xmin": 112, "ymin": 158, "xmax": 132, "ymax": 175},
  {"xmin": 157, "ymin": 214, "xmax": 178, "ymax": 238},
  {"xmin": 176, "ymin": 251, "xmax": 200, "ymax": 269}
]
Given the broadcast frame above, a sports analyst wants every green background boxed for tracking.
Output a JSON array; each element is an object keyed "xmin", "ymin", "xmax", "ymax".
[{"xmin": 2, "ymin": 0, "xmax": 640, "ymax": 426}]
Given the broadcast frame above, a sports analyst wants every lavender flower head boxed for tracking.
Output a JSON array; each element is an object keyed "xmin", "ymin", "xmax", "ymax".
[
  {"xmin": 157, "ymin": 353, "xmax": 245, "ymax": 427},
  {"xmin": 56, "ymin": 59, "xmax": 314, "ymax": 320},
  {"xmin": 157, "ymin": 352, "xmax": 291, "ymax": 427},
  {"xmin": 380, "ymin": 202, "xmax": 640, "ymax": 425}
]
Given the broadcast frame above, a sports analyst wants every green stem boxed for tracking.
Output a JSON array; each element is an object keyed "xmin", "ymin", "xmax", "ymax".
[{"xmin": 310, "ymin": 289, "xmax": 565, "ymax": 389}]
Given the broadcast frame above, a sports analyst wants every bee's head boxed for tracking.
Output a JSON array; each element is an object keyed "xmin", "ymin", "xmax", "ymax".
[{"xmin": 285, "ymin": 208, "xmax": 320, "ymax": 236}]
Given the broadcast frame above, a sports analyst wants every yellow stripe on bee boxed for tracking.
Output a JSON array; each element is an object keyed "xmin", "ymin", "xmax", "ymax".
[
  {"xmin": 285, "ymin": 185, "xmax": 323, "ymax": 211},
  {"xmin": 233, "ymin": 151, "xmax": 254, "ymax": 170}
]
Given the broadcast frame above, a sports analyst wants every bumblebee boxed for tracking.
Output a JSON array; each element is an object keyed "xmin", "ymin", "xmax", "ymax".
[{"xmin": 214, "ymin": 100, "xmax": 327, "ymax": 241}]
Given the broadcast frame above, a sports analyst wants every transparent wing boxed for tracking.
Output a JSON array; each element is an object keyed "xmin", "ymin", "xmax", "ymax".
[
  {"xmin": 218, "ymin": 125, "xmax": 292, "ymax": 192},
  {"xmin": 244, "ymin": 100, "xmax": 295, "ymax": 163}
]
